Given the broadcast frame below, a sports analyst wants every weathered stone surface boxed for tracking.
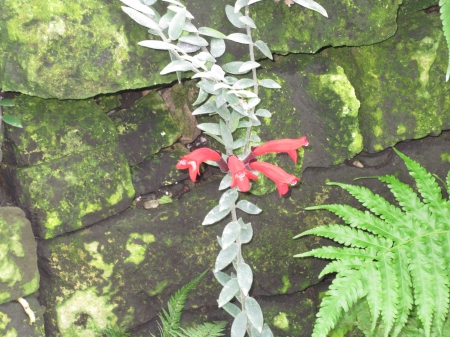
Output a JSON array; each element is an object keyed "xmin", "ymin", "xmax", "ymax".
[
  {"xmin": 111, "ymin": 91, "xmax": 181, "ymax": 166},
  {"xmin": 131, "ymin": 143, "xmax": 189, "ymax": 196},
  {"xmin": 0, "ymin": 0, "xmax": 403, "ymax": 99},
  {"xmin": 327, "ymin": 10, "xmax": 450, "ymax": 152},
  {"xmin": 0, "ymin": 295, "xmax": 45, "ymax": 337},
  {"xmin": 2, "ymin": 144, "xmax": 135, "ymax": 239},
  {"xmin": 2, "ymin": 95, "xmax": 117, "ymax": 167},
  {"xmin": 0, "ymin": 207, "xmax": 39, "ymax": 305},
  {"xmin": 400, "ymin": 0, "xmax": 438, "ymax": 13}
]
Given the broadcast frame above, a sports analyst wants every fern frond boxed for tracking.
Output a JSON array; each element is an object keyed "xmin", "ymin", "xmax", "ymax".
[
  {"xmin": 159, "ymin": 270, "xmax": 208, "ymax": 337},
  {"xmin": 294, "ymin": 246, "xmax": 378, "ymax": 261},
  {"xmin": 295, "ymin": 224, "xmax": 392, "ymax": 250},
  {"xmin": 328, "ymin": 182, "xmax": 416, "ymax": 238},
  {"xmin": 439, "ymin": 0, "xmax": 450, "ymax": 81},
  {"xmin": 394, "ymin": 148, "xmax": 450, "ymax": 224},
  {"xmin": 306, "ymin": 204, "xmax": 401, "ymax": 241},
  {"xmin": 377, "ymin": 175, "xmax": 433, "ymax": 231},
  {"xmin": 297, "ymin": 150, "xmax": 450, "ymax": 336},
  {"xmin": 391, "ymin": 245, "xmax": 413, "ymax": 337},
  {"xmin": 446, "ymin": 170, "xmax": 450, "ymax": 195},
  {"xmin": 180, "ymin": 321, "xmax": 227, "ymax": 337},
  {"xmin": 312, "ymin": 269, "xmax": 367, "ymax": 337}
]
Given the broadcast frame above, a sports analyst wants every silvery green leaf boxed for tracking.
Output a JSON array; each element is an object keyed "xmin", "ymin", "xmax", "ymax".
[
  {"xmin": 225, "ymin": 5, "xmax": 245, "ymax": 28},
  {"xmin": 122, "ymin": 7, "xmax": 160, "ymax": 30},
  {"xmin": 235, "ymin": 0, "xmax": 249, "ymax": 12},
  {"xmin": 237, "ymin": 263, "xmax": 253, "ymax": 296},
  {"xmin": 226, "ymin": 92, "xmax": 240, "ymax": 105},
  {"xmin": 213, "ymin": 83, "xmax": 232, "ymax": 91},
  {"xmin": 254, "ymin": 40, "xmax": 273, "ymax": 60},
  {"xmin": 214, "ymin": 271, "xmax": 232, "ymax": 286},
  {"xmin": 239, "ymin": 61, "xmax": 260, "ymax": 73},
  {"xmin": 259, "ymin": 79, "xmax": 281, "ymax": 89},
  {"xmin": 216, "ymin": 92, "xmax": 227, "ymax": 109},
  {"xmin": 204, "ymin": 133, "xmax": 225, "ymax": 146},
  {"xmin": 197, "ymin": 123, "xmax": 220, "ymax": 135},
  {"xmin": 261, "ymin": 325, "xmax": 274, "ymax": 337},
  {"xmin": 198, "ymin": 79, "xmax": 221, "ymax": 94},
  {"xmin": 195, "ymin": 51, "xmax": 216, "ymax": 63},
  {"xmin": 240, "ymin": 221, "xmax": 253, "ymax": 244},
  {"xmin": 211, "ymin": 64, "xmax": 226, "ymax": 80},
  {"xmin": 293, "ymin": 0, "xmax": 328, "ymax": 17},
  {"xmin": 162, "ymin": 0, "xmax": 185, "ymax": 6},
  {"xmin": 247, "ymin": 97, "xmax": 261, "ymax": 109},
  {"xmin": 203, "ymin": 205, "xmax": 231, "ymax": 225},
  {"xmin": 231, "ymin": 312, "xmax": 247, "ymax": 337},
  {"xmin": 2, "ymin": 115, "xmax": 23, "ymax": 128},
  {"xmin": 180, "ymin": 54, "xmax": 207, "ymax": 70},
  {"xmin": 245, "ymin": 297, "xmax": 264, "ymax": 333},
  {"xmin": 233, "ymin": 105, "xmax": 247, "ymax": 117},
  {"xmin": 221, "ymin": 221, "xmax": 241, "ymax": 249},
  {"xmin": 232, "ymin": 138, "xmax": 246, "ymax": 150},
  {"xmin": 222, "ymin": 302, "xmax": 241, "ymax": 318},
  {"xmin": 255, "ymin": 109, "xmax": 272, "ymax": 117},
  {"xmin": 198, "ymin": 27, "xmax": 227, "ymax": 39},
  {"xmin": 228, "ymin": 90, "xmax": 257, "ymax": 98},
  {"xmin": 167, "ymin": 6, "xmax": 194, "ymax": 20},
  {"xmin": 219, "ymin": 174, "xmax": 232, "ymax": 190},
  {"xmin": 0, "ymin": 99, "xmax": 14, "ymax": 107},
  {"xmin": 232, "ymin": 78, "xmax": 254, "ymax": 90},
  {"xmin": 237, "ymin": 120, "xmax": 251, "ymax": 128},
  {"xmin": 248, "ymin": 0, "xmax": 263, "ymax": 4},
  {"xmin": 177, "ymin": 41, "xmax": 201, "ymax": 53},
  {"xmin": 215, "ymin": 243, "xmax": 238, "ymax": 273},
  {"xmin": 192, "ymin": 101, "xmax": 216, "ymax": 115},
  {"xmin": 179, "ymin": 35, "xmax": 208, "ymax": 46},
  {"xmin": 229, "ymin": 111, "xmax": 241, "ymax": 132},
  {"xmin": 217, "ymin": 235, "xmax": 222, "ymax": 248},
  {"xmin": 249, "ymin": 134, "xmax": 261, "ymax": 142},
  {"xmin": 225, "ymin": 76, "xmax": 238, "ymax": 85},
  {"xmin": 160, "ymin": 60, "xmax": 193, "ymax": 74},
  {"xmin": 217, "ymin": 104, "xmax": 231, "ymax": 121},
  {"xmin": 210, "ymin": 38, "xmax": 226, "ymax": 58},
  {"xmin": 138, "ymin": 40, "xmax": 176, "ymax": 50},
  {"xmin": 236, "ymin": 200, "xmax": 262, "ymax": 214},
  {"xmin": 159, "ymin": 11, "xmax": 175, "ymax": 30},
  {"xmin": 220, "ymin": 120, "xmax": 233, "ymax": 149},
  {"xmin": 168, "ymin": 51, "xmax": 182, "ymax": 83},
  {"xmin": 251, "ymin": 326, "xmax": 262, "ymax": 337},
  {"xmin": 222, "ymin": 62, "xmax": 246, "ymax": 75},
  {"xmin": 142, "ymin": 0, "xmax": 157, "ymax": 5},
  {"xmin": 120, "ymin": 0, "xmax": 154, "ymax": 15},
  {"xmin": 227, "ymin": 33, "xmax": 251, "ymax": 45},
  {"xmin": 183, "ymin": 20, "xmax": 198, "ymax": 33},
  {"xmin": 239, "ymin": 16, "xmax": 256, "ymax": 28},
  {"xmin": 193, "ymin": 88, "xmax": 208, "ymax": 106},
  {"xmin": 168, "ymin": 7, "xmax": 186, "ymax": 40}
]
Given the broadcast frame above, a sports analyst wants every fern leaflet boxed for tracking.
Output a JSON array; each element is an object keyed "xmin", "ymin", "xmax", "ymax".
[
  {"xmin": 295, "ymin": 149, "xmax": 450, "ymax": 337},
  {"xmin": 440, "ymin": 0, "xmax": 450, "ymax": 81}
]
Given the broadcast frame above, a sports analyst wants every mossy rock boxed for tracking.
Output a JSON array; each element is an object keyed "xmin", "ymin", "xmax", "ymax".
[
  {"xmin": 131, "ymin": 143, "xmax": 190, "ymax": 196},
  {"xmin": 0, "ymin": 295, "xmax": 45, "ymax": 337},
  {"xmin": 0, "ymin": 0, "xmax": 402, "ymax": 99},
  {"xmin": 2, "ymin": 144, "xmax": 135, "ymax": 239},
  {"xmin": 0, "ymin": 207, "xmax": 39, "ymax": 305},
  {"xmin": 110, "ymin": 91, "xmax": 181, "ymax": 166},
  {"xmin": 2, "ymin": 95, "xmax": 118, "ymax": 167},
  {"xmin": 326, "ymin": 10, "xmax": 450, "ymax": 152}
]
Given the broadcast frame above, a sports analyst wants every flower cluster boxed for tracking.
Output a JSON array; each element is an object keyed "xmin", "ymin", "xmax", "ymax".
[{"xmin": 176, "ymin": 137, "xmax": 308, "ymax": 196}]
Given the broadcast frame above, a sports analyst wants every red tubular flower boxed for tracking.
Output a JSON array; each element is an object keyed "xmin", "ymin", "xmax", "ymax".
[
  {"xmin": 249, "ymin": 161, "xmax": 300, "ymax": 197},
  {"xmin": 252, "ymin": 136, "xmax": 309, "ymax": 164},
  {"xmin": 176, "ymin": 148, "xmax": 221, "ymax": 182},
  {"xmin": 228, "ymin": 155, "xmax": 258, "ymax": 192}
]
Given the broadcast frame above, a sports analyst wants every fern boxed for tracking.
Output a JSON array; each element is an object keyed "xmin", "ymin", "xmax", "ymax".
[
  {"xmin": 440, "ymin": 0, "xmax": 450, "ymax": 81},
  {"xmin": 294, "ymin": 148, "xmax": 450, "ymax": 337},
  {"xmin": 153, "ymin": 270, "xmax": 226, "ymax": 337}
]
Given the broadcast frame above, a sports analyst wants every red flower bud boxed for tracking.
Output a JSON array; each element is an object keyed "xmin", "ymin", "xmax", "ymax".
[
  {"xmin": 249, "ymin": 161, "xmax": 300, "ymax": 197},
  {"xmin": 252, "ymin": 136, "xmax": 308, "ymax": 164},
  {"xmin": 176, "ymin": 148, "xmax": 221, "ymax": 182}
]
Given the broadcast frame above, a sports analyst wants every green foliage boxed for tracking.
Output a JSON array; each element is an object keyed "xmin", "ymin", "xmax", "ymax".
[
  {"xmin": 99, "ymin": 323, "xmax": 132, "ymax": 337},
  {"xmin": 295, "ymin": 148, "xmax": 450, "ymax": 337},
  {"xmin": 155, "ymin": 270, "xmax": 226, "ymax": 337},
  {"xmin": 440, "ymin": 0, "xmax": 450, "ymax": 81}
]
